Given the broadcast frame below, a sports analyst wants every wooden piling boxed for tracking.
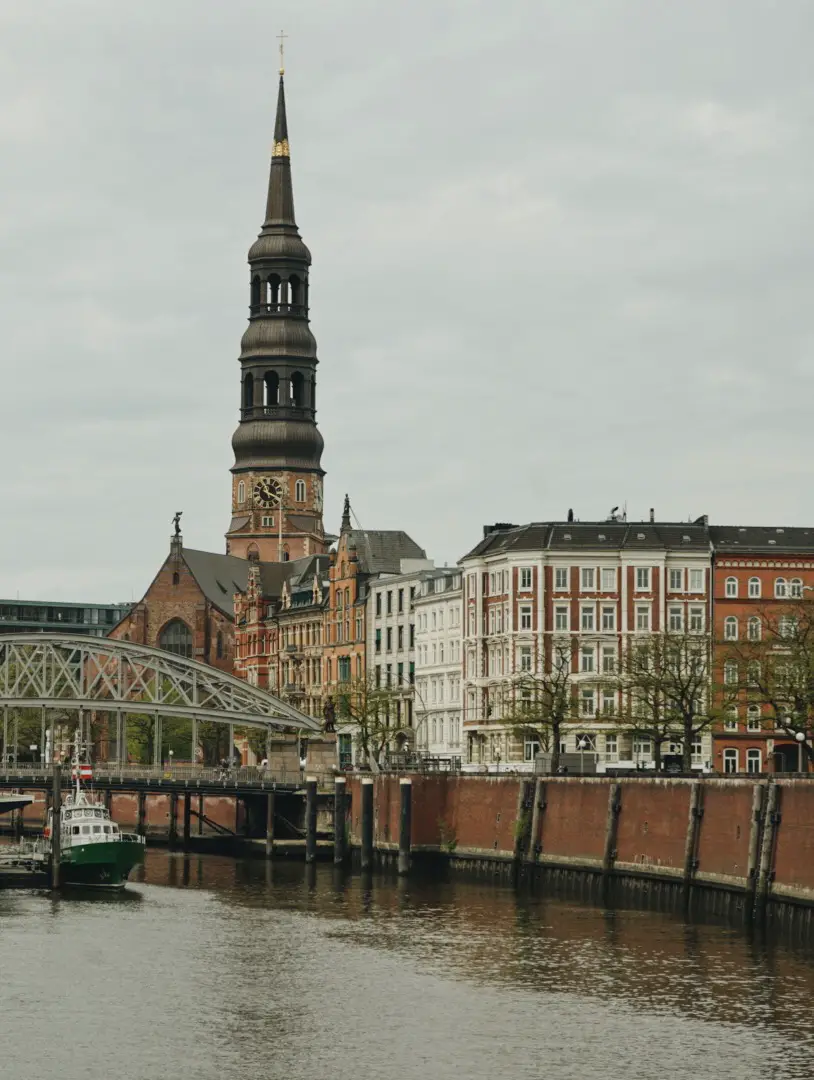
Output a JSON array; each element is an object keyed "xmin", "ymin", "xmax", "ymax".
[
  {"xmin": 168, "ymin": 792, "xmax": 178, "ymax": 849},
  {"xmin": 754, "ymin": 781, "xmax": 780, "ymax": 923},
  {"xmin": 50, "ymin": 763, "xmax": 61, "ymax": 889},
  {"xmin": 333, "ymin": 777, "xmax": 346, "ymax": 866},
  {"xmin": 265, "ymin": 791, "xmax": 275, "ymax": 858},
  {"xmin": 682, "ymin": 781, "xmax": 704, "ymax": 910},
  {"xmin": 305, "ymin": 776, "xmax": 318, "ymax": 864},
  {"xmin": 745, "ymin": 783, "xmax": 766, "ymax": 913},
  {"xmin": 137, "ymin": 791, "xmax": 146, "ymax": 837},
  {"xmin": 361, "ymin": 778, "xmax": 374, "ymax": 871},
  {"xmin": 398, "ymin": 778, "xmax": 412, "ymax": 876},
  {"xmin": 602, "ymin": 782, "xmax": 622, "ymax": 878},
  {"xmin": 183, "ymin": 793, "xmax": 191, "ymax": 850}
]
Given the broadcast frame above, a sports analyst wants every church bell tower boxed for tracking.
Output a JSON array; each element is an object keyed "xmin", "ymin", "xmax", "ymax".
[{"xmin": 226, "ymin": 60, "xmax": 326, "ymax": 562}]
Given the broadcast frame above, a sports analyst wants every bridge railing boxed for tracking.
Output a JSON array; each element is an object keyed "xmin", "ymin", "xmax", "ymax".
[{"xmin": 0, "ymin": 763, "xmax": 336, "ymax": 788}]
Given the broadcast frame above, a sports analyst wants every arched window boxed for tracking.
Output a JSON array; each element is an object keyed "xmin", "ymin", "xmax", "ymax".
[
  {"xmin": 747, "ymin": 660, "xmax": 761, "ymax": 686},
  {"xmin": 345, "ymin": 587, "xmax": 351, "ymax": 607},
  {"xmin": 264, "ymin": 371, "xmax": 279, "ymax": 407},
  {"xmin": 747, "ymin": 704, "xmax": 761, "ymax": 731},
  {"xmin": 790, "ymin": 578, "xmax": 803, "ymax": 598},
  {"xmin": 724, "ymin": 659, "xmax": 738, "ymax": 684},
  {"xmin": 267, "ymin": 274, "xmax": 280, "ymax": 307},
  {"xmin": 237, "ymin": 481, "xmax": 245, "ymax": 505},
  {"xmin": 725, "ymin": 576, "xmax": 738, "ymax": 598},
  {"xmin": 216, "ymin": 631, "xmax": 224, "ymax": 660},
  {"xmin": 724, "ymin": 616, "xmax": 738, "ymax": 640},
  {"xmin": 748, "ymin": 616, "xmax": 761, "ymax": 641},
  {"xmin": 775, "ymin": 577, "xmax": 787, "ymax": 598},
  {"xmin": 748, "ymin": 577, "xmax": 761, "ymax": 598},
  {"xmin": 282, "ymin": 547, "xmax": 290, "ymax": 562},
  {"xmin": 291, "ymin": 371, "xmax": 304, "ymax": 407},
  {"xmin": 295, "ymin": 479, "xmax": 306, "ymax": 502},
  {"xmin": 289, "ymin": 274, "xmax": 302, "ymax": 306},
  {"xmin": 159, "ymin": 619, "xmax": 192, "ymax": 659},
  {"xmin": 250, "ymin": 276, "xmax": 261, "ymax": 309},
  {"xmin": 242, "ymin": 373, "xmax": 254, "ymax": 410}
]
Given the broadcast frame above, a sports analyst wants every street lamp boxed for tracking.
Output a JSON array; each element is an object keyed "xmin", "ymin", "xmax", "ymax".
[
  {"xmin": 168, "ymin": 748, "xmax": 174, "ymax": 774},
  {"xmin": 795, "ymin": 730, "xmax": 806, "ymax": 774},
  {"xmin": 578, "ymin": 737, "xmax": 588, "ymax": 775}
]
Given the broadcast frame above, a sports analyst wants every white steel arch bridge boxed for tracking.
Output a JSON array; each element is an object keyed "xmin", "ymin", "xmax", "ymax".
[{"xmin": 0, "ymin": 634, "xmax": 319, "ymax": 766}]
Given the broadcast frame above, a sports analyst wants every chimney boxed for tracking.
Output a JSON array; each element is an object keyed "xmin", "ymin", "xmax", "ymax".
[{"xmin": 649, "ymin": 508, "xmax": 655, "ymax": 523}]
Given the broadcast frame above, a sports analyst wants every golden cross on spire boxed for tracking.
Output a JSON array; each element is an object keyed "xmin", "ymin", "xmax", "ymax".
[{"xmin": 277, "ymin": 29, "xmax": 288, "ymax": 75}]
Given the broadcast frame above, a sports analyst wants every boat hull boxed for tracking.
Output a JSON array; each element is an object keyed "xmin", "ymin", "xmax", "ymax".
[{"xmin": 60, "ymin": 839, "xmax": 145, "ymax": 889}]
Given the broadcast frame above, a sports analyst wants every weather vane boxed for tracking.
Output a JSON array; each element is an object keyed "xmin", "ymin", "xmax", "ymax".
[{"xmin": 278, "ymin": 29, "xmax": 287, "ymax": 75}]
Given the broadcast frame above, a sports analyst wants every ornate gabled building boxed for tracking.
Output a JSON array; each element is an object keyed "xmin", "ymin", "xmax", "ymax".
[{"xmin": 226, "ymin": 68, "xmax": 327, "ymax": 562}]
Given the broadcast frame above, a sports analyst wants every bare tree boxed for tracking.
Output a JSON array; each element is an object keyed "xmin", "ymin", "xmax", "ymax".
[
  {"xmin": 502, "ymin": 640, "xmax": 576, "ymax": 774},
  {"xmin": 333, "ymin": 675, "xmax": 410, "ymax": 770},
  {"xmin": 616, "ymin": 631, "xmax": 727, "ymax": 773},
  {"xmin": 722, "ymin": 599, "xmax": 814, "ymax": 768}
]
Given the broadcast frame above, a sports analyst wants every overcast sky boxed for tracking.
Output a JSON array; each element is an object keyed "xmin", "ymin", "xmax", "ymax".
[{"xmin": 1, "ymin": 1, "xmax": 813, "ymax": 602}]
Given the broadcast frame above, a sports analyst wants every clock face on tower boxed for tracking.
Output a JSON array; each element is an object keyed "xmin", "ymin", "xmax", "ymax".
[{"xmin": 254, "ymin": 477, "xmax": 284, "ymax": 507}]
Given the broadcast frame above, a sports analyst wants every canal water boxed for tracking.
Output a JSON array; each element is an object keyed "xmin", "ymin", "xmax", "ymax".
[{"xmin": 2, "ymin": 852, "xmax": 814, "ymax": 1079}]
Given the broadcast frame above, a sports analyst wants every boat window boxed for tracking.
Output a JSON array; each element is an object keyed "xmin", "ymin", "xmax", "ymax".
[
  {"xmin": 93, "ymin": 825, "xmax": 101, "ymax": 834},
  {"xmin": 94, "ymin": 809, "xmax": 102, "ymax": 818},
  {"xmin": 64, "ymin": 810, "xmax": 72, "ymax": 820},
  {"xmin": 72, "ymin": 826, "xmax": 80, "ymax": 835},
  {"xmin": 103, "ymin": 825, "xmax": 111, "ymax": 834},
  {"xmin": 82, "ymin": 825, "xmax": 90, "ymax": 835}
]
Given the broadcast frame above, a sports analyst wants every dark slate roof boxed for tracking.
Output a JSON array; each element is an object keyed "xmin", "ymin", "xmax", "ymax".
[
  {"xmin": 346, "ymin": 530, "xmax": 426, "ymax": 574},
  {"xmin": 461, "ymin": 521, "xmax": 711, "ymax": 560},
  {"xmin": 710, "ymin": 526, "xmax": 814, "ymax": 553},
  {"xmin": 182, "ymin": 550, "xmax": 251, "ymax": 616}
]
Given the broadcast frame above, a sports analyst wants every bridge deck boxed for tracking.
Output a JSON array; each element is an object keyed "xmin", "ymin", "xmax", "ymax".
[{"xmin": 0, "ymin": 765, "xmax": 335, "ymax": 796}]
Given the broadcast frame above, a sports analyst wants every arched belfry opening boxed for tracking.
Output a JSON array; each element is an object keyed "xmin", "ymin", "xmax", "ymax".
[
  {"xmin": 250, "ymin": 276, "xmax": 261, "ymax": 309},
  {"xmin": 264, "ymin": 371, "xmax": 279, "ymax": 407},
  {"xmin": 267, "ymin": 274, "xmax": 280, "ymax": 309},
  {"xmin": 243, "ymin": 373, "xmax": 254, "ymax": 410},
  {"xmin": 289, "ymin": 274, "xmax": 302, "ymax": 307},
  {"xmin": 291, "ymin": 371, "xmax": 304, "ymax": 408}
]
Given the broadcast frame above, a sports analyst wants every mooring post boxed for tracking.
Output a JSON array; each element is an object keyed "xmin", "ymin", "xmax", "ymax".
[
  {"xmin": 137, "ymin": 791, "xmax": 146, "ymax": 837},
  {"xmin": 168, "ymin": 792, "xmax": 178, "ymax": 849},
  {"xmin": 754, "ymin": 781, "xmax": 780, "ymax": 923},
  {"xmin": 183, "ymin": 793, "xmax": 191, "ymax": 850},
  {"xmin": 198, "ymin": 793, "xmax": 204, "ymax": 836},
  {"xmin": 265, "ymin": 791, "xmax": 275, "ymax": 858},
  {"xmin": 51, "ymin": 762, "xmax": 61, "ymax": 890},
  {"xmin": 398, "ymin": 778, "xmax": 412, "ymax": 876},
  {"xmin": 305, "ymin": 776, "xmax": 318, "ymax": 863},
  {"xmin": 745, "ymin": 782, "xmax": 766, "ymax": 914},
  {"xmin": 525, "ymin": 778, "xmax": 545, "ymax": 865},
  {"xmin": 361, "ymin": 777, "xmax": 374, "ymax": 871},
  {"xmin": 333, "ymin": 776, "xmax": 347, "ymax": 866},
  {"xmin": 602, "ymin": 782, "xmax": 622, "ymax": 878},
  {"xmin": 682, "ymin": 781, "xmax": 704, "ymax": 910}
]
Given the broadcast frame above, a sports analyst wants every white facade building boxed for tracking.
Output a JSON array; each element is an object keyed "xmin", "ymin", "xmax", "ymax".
[
  {"xmin": 413, "ymin": 569, "xmax": 463, "ymax": 762},
  {"xmin": 459, "ymin": 518, "xmax": 715, "ymax": 772}
]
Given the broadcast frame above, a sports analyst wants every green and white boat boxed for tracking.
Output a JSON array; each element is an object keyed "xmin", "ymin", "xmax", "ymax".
[{"xmin": 44, "ymin": 738, "xmax": 145, "ymax": 889}]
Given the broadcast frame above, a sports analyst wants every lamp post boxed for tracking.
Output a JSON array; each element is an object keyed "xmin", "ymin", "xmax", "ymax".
[
  {"xmin": 795, "ymin": 730, "xmax": 806, "ymax": 774},
  {"xmin": 578, "ymin": 737, "xmax": 588, "ymax": 775}
]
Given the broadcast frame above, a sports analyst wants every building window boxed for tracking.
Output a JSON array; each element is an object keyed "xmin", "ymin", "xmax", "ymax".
[
  {"xmin": 790, "ymin": 578, "xmax": 803, "ymax": 599},
  {"xmin": 580, "ymin": 689, "xmax": 595, "ymax": 717},
  {"xmin": 689, "ymin": 606, "xmax": 704, "ymax": 632},
  {"xmin": 689, "ymin": 569, "xmax": 704, "ymax": 593},
  {"xmin": 748, "ymin": 577, "xmax": 761, "ymax": 598},
  {"xmin": 724, "ymin": 660, "xmax": 738, "ymax": 685},
  {"xmin": 375, "ymin": 593, "xmax": 382, "ymax": 617},
  {"xmin": 553, "ymin": 646, "xmax": 570, "ymax": 674},
  {"xmin": 524, "ymin": 736, "xmax": 541, "ymax": 762},
  {"xmin": 397, "ymin": 625, "xmax": 404, "ymax": 650},
  {"xmin": 724, "ymin": 616, "xmax": 738, "ymax": 641},
  {"xmin": 725, "ymin": 576, "xmax": 738, "ymax": 598},
  {"xmin": 519, "ymin": 606, "xmax": 532, "ymax": 630},
  {"xmin": 669, "ymin": 606, "xmax": 683, "ymax": 632},
  {"xmin": 747, "ymin": 705, "xmax": 761, "ymax": 732},
  {"xmin": 669, "ymin": 568, "xmax": 683, "ymax": 592},
  {"xmin": 748, "ymin": 616, "xmax": 761, "ymax": 641},
  {"xmin": 581, "ymin": 567, "xmax": 595, "ymax": 591},
  {"xmin": 635, "ymin": 567, "xmax": 651, "ymax": 592},
  {"xmin": 398, "ymin": 588, "xmax": 404, "ymax": 613},
  {"xmin": 746, "ymin": 749, "xmax": 761, "ymax": 774},
  {"xmin": 635, "ymin": 605, "xmax": 650, "ymax": 632},
  {"xmin": 601, "ymin": 606, "xmax": 615, "ymax": 632},
  {"xmin": 386, "ymin": 627, "xmax": 392, "ymax": 651},
  {"xmin": 554, "ymin": 606, "xmax": 569, "ymax": 631},
  {"xmin": 633, "ymin": 736, "xmax": 652, "ymax": 760},
  {"xmin": 723, "ymin": 748, "xmax": 738, "ymax": 774},
  {"xmin": 375, "ymin": 629, "xmax": 381, "ymax": 653},
  {"xmin": 602, "ymin": 690, "xmax": 615, "ymax": 715},
  {"xmin": 580, "ymin": 646, "xmax": 595, "ymax": 673},
  {"xmin": 237, "ymin": 481, "xmax": 245, "ymax": 505},
  {"xmin": 554, "ymin": 568, "xmax": 569, "ymax": 591},
  {"xmin": 724, "ymin": 706, "xmax": 738, "ymax": 732},
  {"xmin": 601, "ymin": 568, "xmax": 616, "ymax": 592},
  {"xmin": 605, "ymin": 734, "xmax": 618, "ymax": 761},
  {"xmin": 775, "ymin": 577, "xmax": 787, "ymax": 599},
  {"xmin": 159, "ymin": 619, "xmax": 192, "ymax": 659},
  {"xmin": 387, "ymin": 591, "xmax": 393, "ymax": 615},
  {"xmin": 261, "ymin": 515, "xmax": 274, "ymax": 528},
  {"xmin": 519, "ymin": 646, "xmax": 532, "ymax": 672},
  {"xmin": 602, "ymin": 646, "xmax": 616, "ymax": 674},
  {"xmin": 520, "ymin": 568, "xmax": 532, "ymax": 591},
  {"xmin": 295, "ymin": 479, "xmax": 306, "ymax": 502},
  {"xmin": 581, "ymin": 606, "xmax": 595, "ymax": 632}
]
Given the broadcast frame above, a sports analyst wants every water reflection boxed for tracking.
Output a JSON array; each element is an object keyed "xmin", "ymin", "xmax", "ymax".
[{"xmin": 1, "ymin": 850, "xmax": 813, "ymax": 1080}]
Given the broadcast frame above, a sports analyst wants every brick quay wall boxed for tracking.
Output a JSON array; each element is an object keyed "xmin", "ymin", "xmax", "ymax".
[{"xmin": 346, "ymin": 774, "xmax": 814, "ymax": 923}]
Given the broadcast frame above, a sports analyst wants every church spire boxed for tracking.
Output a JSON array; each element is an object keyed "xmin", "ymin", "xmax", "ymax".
[{"xmin": 264, "ymin": 74, "xmax": 295, "ymax": 227}]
